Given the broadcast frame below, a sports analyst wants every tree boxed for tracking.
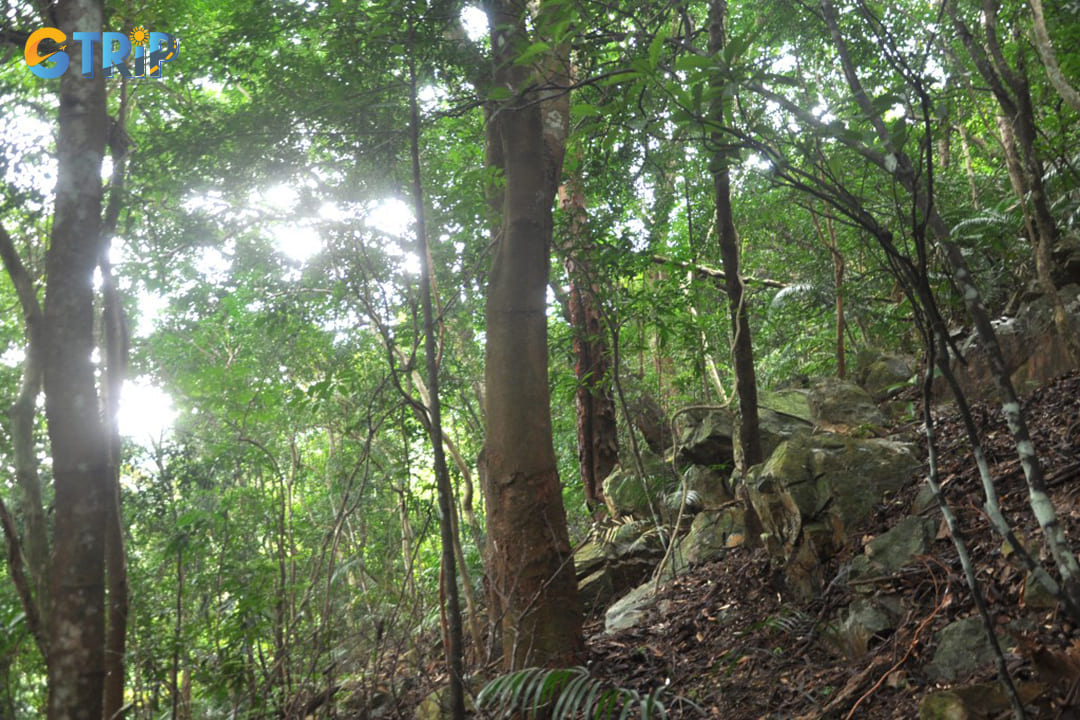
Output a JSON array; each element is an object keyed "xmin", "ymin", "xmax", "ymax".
[
  {"xmin": 708, "ymin": 0, "xmax": 763, "ymax": 469},
  {"xmin": 558, "ymin": 168, "xmax": 619, "ymax": 509},
  {"xmin": 481, "ymin": 0, "xmax": 584, "ymax": 669},
  {"xmin": 39, "ymin": 1, "xmax": 116, "ymax": 716}
]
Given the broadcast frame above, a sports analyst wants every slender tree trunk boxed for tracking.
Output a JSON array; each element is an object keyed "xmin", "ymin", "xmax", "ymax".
[
  {"xmin": 957, "ymin": 124, "xmax": 982, "ymax": 209},
  {"xmin": 171, "ymin": 546, "xmax": 184, "ymax": 720},
  {"xmin": 709, "ymin": 0, "xmax": 762, "ymax": 469},
  {"xmin": 482, "ymin": 0, "xmax": 583, "ymax": 669},
  {"xmin": 558, "ymin": 176, "xmax": 618, "ymax": 508},
  {"xmin": 407, "ymin": 29, "xmax": 465, "ymax": 718},
  {"xmin": 101, "ymin": 81, "xmax": 131, "ymax": 718},
  {"xmin": 43, "ymin": 1, "xmax": 112, "ymax": 716},
  {"xmin": 0, "ymin": 226, "xmax": 49, "ymax": 658},
  {"xmin": 810, "ymin": 205, "xmax": 846, "ymax": 378}
]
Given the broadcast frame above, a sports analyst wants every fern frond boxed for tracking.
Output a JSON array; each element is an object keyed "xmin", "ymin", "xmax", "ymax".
[{"xmin": 477, "ymin": 666, "xmax": 672, "ymax": 719}]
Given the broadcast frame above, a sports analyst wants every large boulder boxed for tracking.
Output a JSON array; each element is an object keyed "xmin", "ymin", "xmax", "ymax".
[
  {"xmin": 661, "ymin": 506, "xmax": 748, "ymax": 576},
  {"xmin": 574, "ymin": 521, "xmax": 666, "ymax": 613},
  {"xmin": 807, "ymin": 377, "xmax": 886, "ymax": 433},
  {"xmin": 682, "ymin": 464, "xmax": 734, "ymax": 509},
  {"xmin": 746, "ymin": 432, "xmax": 918, "ymax": 537},
  {"xmin": 677, "ymin": 409, "xmax": 735, "ymax": 466},
  {"xmin": 926, "ymin": 615, "xmax": 1005, "ymax": 683},
  {"xmin": 601, "ymin": 457, "xmax": 678, "ymax": 519},
  {"xmin": 604, "ymin": 582, "xmax": 659, "ymax": 634},
  {"xmin": 849, "ymin": 516, "xmax": 938, "ymax": 581},
  {"xmin": 675, "ymin": 392, "xmax": 812, "ymax": 470},
  {"xmin": 757, "ymin": 388, "xmax": 813, "ymax": 420},
  {"xmin": 945, "ymin": 284, "xmax": 1080, "ymax": 401},
  {"xmin": 742, "ymin": 432, "xmax": 920, "ymax": 598},
  {"xmin": 734, "ymin": 406, "xmax": 813, "ymax": 469},
  {"xmin": 856, "ymin": 351, "xmax": 917, "ymax": 401},
  {"xmin": 827, "ymin": 595, "xmax": 903, "ymax": 659}
]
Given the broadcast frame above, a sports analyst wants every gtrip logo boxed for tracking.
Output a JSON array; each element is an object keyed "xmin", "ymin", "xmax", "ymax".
[{"xmin": 24, "ymin": 26, "xmax": 178, "ymax": 79}]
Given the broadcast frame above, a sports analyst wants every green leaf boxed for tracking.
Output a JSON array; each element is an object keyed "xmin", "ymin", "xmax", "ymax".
[
  {"xmin": 514, "ymin": 41, "xmax": 551, "ymax": 66},
  {"xmin": 674, "ymin": 53, "xmax": 715, "ymax": 72}
]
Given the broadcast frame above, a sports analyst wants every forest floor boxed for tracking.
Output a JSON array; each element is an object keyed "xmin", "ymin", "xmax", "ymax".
[
  {"xmin": 582, "ymin": 370, "xmax": 1080, "ymax": 719},
  {"xmin": 397, "ymin": 371, "xmax": 1080, "ymax": 719}
]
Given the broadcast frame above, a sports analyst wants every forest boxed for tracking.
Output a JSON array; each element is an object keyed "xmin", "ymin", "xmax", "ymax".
[{"xmin": 1, "ymin": 0, "xmax": 1079, "ymax": 717}]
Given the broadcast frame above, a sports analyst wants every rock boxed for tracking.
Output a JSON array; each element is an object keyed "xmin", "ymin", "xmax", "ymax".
[
  {"xmin": 758, "ymin": 388, "xmax": 813, "ymax": 420},
  {"xmin": 578, "ymin": 568, "xmax": 615, "ymax": 612},
  {"xmin": 851, "ymin": 516, "xmax": 938, "ymax": 579},
  {"xmin": 858, "ymin": 352, "xmax": 917, "ymax": 401},
  {"xmin": 675, "ymin": 393, "xmax": 811, "ymax": 470},
  {"xmin": 604, "ymin": 581, "xmax": 659, "ymax": 634},
  {"xmin": 1023, "ymin": 570, "xmax": 1059, "ymax": 610},
  {"xmin": 677, "ymin": 409, "xmax": 735, "ymax": 466},
  {"xmin": 911, "ymin": 482, "xmax": 940, "ymax": 515},
  {"xmin": 944, "ymin": 284, "xmax": 1080, "ymax": 402},
  {"xmin": 1052, "ymin": 233, "xmax": 1080, "ymax": 287},
  {"xmin": 926, "ymin": 615, "xmax": 1004, "ymax": 683},
  {"xmin": 602, "ymin": 458, "xmax": 677, "ymax": 519},
  {"xmin": 828, "ymin": 595, "xmax": 902, "ymax": 659},
  {"xmin": 682, "ymin": 465, "xmax": 734, "ymax": 509},
  {"xmin": 576, "ymin": 521, "xmax": 666, "ymax": 613},
  {"xmin": 807, "ymin": 377, "xmax": 886, "ymax": 433},
  {"xmin": 573, "ymin": 539, "xmax": 606, "ymax": 578},
  {"xmin": 733, "ymin": 407, "xmax": 813, "ymax": 470},
  {"xmin": 415, "ymin": 684, "xmax": 474, "ymax": 720},
  {"xmin": 744, "ymin": 457, "xmax": 803, "ymax": 561},
  {"xmin": 747, "ymin": 433, "xmax": 919, "ymax": 542},
  {"xmin": 918, "ymin": 681, "xmax": 1047, "ymax": 720},
  {"xmin": 662, "ymin": 506, "xmax": 748, "ymax": 576},
  {"xmin": 742, "ymin": 432, "xmax": 919, "ymax": 599}
]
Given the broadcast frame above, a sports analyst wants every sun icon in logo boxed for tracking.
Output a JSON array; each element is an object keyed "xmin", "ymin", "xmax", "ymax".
[{"xmin": 129, "ymin": 26, "xmax": 149, "ymax": 46}]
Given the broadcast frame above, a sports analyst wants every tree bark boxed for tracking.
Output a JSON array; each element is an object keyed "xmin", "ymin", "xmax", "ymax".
[
  {"xmin": 558, "ymin": 176, "xmax": 618, "ymax": 509},
  {"xmin": 482, "ymin": 0, "xmax": 583, "ymax": 669},
  {"xmin": 43, "ymin": 1, "xmax": 113, "ymax": 716},
  {"xmin": 708, "ymin": 0, "xmax": 763, "ymax": 469}
]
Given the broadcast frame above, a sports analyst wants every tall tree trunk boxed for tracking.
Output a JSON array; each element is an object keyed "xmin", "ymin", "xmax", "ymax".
[
  {"xmin": 482, "ymin": 0, "xmax": 583, "ymax": 669},
  {"xmin": 102, "ymin": 79, "xmax": 131, "ymax": 720},
  {"xmin": 558, "ymin": 176, "xmax": 618, "ymax": 509},
  {"xmin": 708, "ymin": 0, "xmax": 763, "ymax": 469},
  {"xmin": 407, "ymin": 28, "xmax": 465, "ymax": 718},
  {"xmin": 43, "ymin": 0, "xmax": 113, "ymax": 716}
]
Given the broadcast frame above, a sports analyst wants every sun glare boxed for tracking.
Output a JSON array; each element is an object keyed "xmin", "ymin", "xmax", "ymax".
[
  {"xmin": 118, "ymin": 377, "xmax": 177, "ymax": 442},
  {"xmin": 460, "ymin": 6, "xmax": 488, "ymax": 43}
]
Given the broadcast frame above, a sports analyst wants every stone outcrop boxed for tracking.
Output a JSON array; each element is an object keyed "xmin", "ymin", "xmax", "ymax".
[
  {"xmin": 849, "ymin": 516, "xmax": 939, "ymax": 580},
  {"xmin": 807, "ymin": 377, "xmax": 887, "ymax": 434},
  {"xmin": 944, "ymin": 284, "xmax": 1080, "ymax": 402},
  {"xmin": 744, "ymin": 432, "xmax": 920, "ymax": 598},
  {"xmin": 601, "ymin": 457, "xmax": 678, "ymax": 519},
  {"xmin": 856, "ymin": 350, "xmax": 917, "ymax": 401}
]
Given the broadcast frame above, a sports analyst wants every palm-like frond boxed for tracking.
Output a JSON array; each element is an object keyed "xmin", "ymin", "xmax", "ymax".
[{"xmin": 477, "ymin": 666, "xmax": 672, "ymax": 719}]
